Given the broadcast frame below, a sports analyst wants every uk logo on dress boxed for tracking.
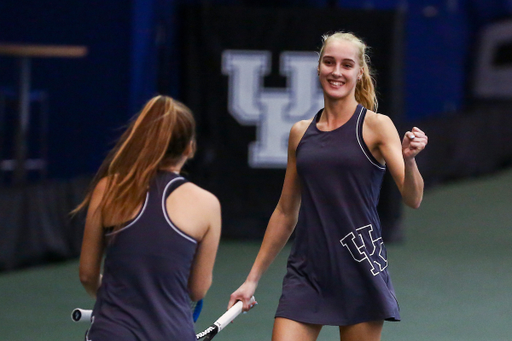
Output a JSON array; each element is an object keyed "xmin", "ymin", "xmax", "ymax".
[
  {"xmin": 340, "ymin": 224, "xmax": 388, "ymax": 276},
  {"xmin": 222, "ymin": 50, "xmax": 323, "ymax": 168}
]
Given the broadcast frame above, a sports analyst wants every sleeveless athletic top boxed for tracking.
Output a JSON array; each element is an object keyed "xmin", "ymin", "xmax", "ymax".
[
  {"xmin": 86, "ymin": 172, "xmax": 198, "ymax": 341},
  {"xmin": 275, "ymin": 105, "xmax": 400, "ymax": 326}
]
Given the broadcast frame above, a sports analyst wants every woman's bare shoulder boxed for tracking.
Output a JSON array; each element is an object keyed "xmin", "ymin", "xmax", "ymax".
[
  {"xmin": 289, "ymin": 118, "xmax": 313, "ymax": 148},
  {"xmin": 291, "ymin": 118, "xmax": 313, "ymax": 134},
  {"xmin": 91, "ymin": 177, "xmax": 109, "ymax": 200},
  {"xmin": 364, "ymin": 109, "xmax": 393, "ymax": 126},
  {"xmin": 364, "ymin": 110, "xmax": 396, "ymax": 137},
  {"xmin": 176, "ymin": 182, "xmax": 220, "ymax": 211}
]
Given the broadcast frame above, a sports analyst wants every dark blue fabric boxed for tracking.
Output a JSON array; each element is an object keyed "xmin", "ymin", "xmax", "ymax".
[
  {"xmin": 275, "ymin": 105, "xmax": 400, "ymax": 325},
  {"xmin": 87, "ymin": 172, "xmax": 197, "ymax": 341}
]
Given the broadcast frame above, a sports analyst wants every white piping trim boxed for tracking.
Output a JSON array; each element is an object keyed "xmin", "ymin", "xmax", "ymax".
[
  {"xmin": 356, "ymin": 107, "xmax": 386, "ymax": 170},
  {"xmin": 162, "ymin": 177, "xmax": 197, "ymax": 244},
  {"xmin": 105, "ymin": 192, "xmax": 150, "ymax": 236}
]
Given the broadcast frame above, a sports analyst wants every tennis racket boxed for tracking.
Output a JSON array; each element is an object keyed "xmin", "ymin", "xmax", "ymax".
[
  {"xmin": 71, "ymin": 299, "xmax": 204, "ymax": 323},
  {"xmin": 196, "ymin": 296, "xmax": 256, "ymax": 340},
  {"xmin": 71, "ymin": 296, "xmax": 255, "ymax": 340}
]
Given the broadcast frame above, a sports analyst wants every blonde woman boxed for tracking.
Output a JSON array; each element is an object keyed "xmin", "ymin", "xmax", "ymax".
[
  {"xmin": 228, "ymin": 32, "xmax": 428, "ymax": 341},
  {"xmin": 75, "ymin": 95, "xmax": 221, "ymax": 340}
]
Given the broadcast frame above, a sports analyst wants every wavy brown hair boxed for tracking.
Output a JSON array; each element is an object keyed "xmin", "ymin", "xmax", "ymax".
[
  {"xmin": 319, "ymin": 31, "xmax": 378, "ymax": 112},
  {"xmin": 72, "ymin": 95, "xmax": 196, "ymax": 230}
]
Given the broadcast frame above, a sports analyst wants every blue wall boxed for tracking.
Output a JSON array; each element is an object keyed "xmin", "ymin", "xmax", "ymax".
[
  {"xmin": 0, "ymin": 0, "xmax": 511, "ymax": 180},
  {"xmin": 162, "ymin": 0, "xmax": 511, "ymax": 120},
  {"xmin": 0, "ymin": 1, "xmax": 132, "ymax": 179}
]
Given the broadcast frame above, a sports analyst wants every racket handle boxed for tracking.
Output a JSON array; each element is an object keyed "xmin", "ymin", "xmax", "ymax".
[
  {"xmin": 215, "ymin": 296, "xmax": 255, "ymax": 332},
  {"xmin": 71, "ymin": 308, "xmax": 92, "ymax": 322}
]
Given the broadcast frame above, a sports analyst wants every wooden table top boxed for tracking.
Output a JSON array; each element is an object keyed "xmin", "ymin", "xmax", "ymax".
[{"xmin": 0, "ymin": 43, "xmax": 88, "ymax": 58}]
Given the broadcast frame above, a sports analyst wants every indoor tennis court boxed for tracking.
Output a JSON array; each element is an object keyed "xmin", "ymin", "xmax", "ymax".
[
  {"xmin": 1, "ymin": 167, "xmax": 511, "ymax": 341},
  {"xmin": 2, "ymin": 2, "xmax": 512, "ymax": 341}
]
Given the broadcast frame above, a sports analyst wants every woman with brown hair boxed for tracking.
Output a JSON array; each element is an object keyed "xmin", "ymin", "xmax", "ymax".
[
  {"xmin": 228, "ymin": 32, "xmax": 428, "ymax": 341},
  {"xmin": 75, "ymin": 95, "xmax": 221, "ymax": 340}
]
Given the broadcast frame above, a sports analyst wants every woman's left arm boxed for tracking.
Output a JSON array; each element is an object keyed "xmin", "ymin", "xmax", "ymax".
[
  {"xmin": 368, "ymin": 114, "xmax": 428, "ymax": 208},
  {"xmin": 400, "ymin": 126, "xmax": 428, "ymax": 208}
]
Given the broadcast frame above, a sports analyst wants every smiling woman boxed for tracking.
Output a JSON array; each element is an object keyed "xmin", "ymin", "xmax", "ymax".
[
  {"xmin": 227, "ymin": 31, "xmax": 428, "ymax": 341},
  {"xmin": 317, "ymin": 32, "xmax": 376, "ymax": 114}
]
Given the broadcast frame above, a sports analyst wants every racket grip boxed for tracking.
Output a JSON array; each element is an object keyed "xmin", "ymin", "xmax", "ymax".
[
  {"xmin": 215, "ymin": 296, "xmax": 255, "ymax": 332},
  {"xmin": 71, "ymin": 308, "xmax": 92, "ymax": 322}
]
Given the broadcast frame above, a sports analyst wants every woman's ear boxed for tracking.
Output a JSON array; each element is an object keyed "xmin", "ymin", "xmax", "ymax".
[{"xmin": 185, "ymin": 140, "xmax": 196, "ymax": 159}]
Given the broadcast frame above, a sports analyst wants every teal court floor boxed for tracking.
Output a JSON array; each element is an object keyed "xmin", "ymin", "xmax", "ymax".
[{"xmin": 1, "ymin": 168, "xmax": 512, "ymax": 340}]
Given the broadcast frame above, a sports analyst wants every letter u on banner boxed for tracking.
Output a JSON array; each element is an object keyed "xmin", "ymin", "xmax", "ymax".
[{"xmin": 223, "ymin": 50, "xmax": 323, "ymax": 168}]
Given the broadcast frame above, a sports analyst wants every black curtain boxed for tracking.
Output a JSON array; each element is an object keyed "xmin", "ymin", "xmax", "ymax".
[
  {"xmin": 179, "ymin": 6, "xmax": 404, "ymax": 239},
  {"xmin": 0, "ymin": 177, "xmax": 89, "ymax": 271}
]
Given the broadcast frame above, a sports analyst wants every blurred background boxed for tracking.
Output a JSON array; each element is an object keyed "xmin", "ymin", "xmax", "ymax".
[{"xmin": 0, "ymin": 0, "xmax": 511, "ymax": 340}]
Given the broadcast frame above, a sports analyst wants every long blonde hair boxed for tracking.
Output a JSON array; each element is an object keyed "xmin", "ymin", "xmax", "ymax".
[
  {"xmin": 73, "ymin": 95, "xmax": 196, "ymax": 229},
  {"xmin": 319, "ymin": 32, "xmax": 378, "ymax": 112}
]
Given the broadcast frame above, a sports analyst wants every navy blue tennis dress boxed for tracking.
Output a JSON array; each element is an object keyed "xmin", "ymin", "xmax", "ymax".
[
  {"xmin": 275, "ymin": 104, "xmax": 400, "ymax": 325},
  {"xmin": 86, "ymin": 172, "xmax": 198, "ymax": 341}
]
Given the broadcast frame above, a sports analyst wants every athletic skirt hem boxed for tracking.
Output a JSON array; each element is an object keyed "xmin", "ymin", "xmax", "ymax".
[{"xmin": 274, "ymin": 312, "xmax": 400, "ymax": 326}]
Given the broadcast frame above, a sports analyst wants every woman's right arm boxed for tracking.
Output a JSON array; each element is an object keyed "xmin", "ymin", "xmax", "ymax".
[
  {"xmin": 187, "ymin": 190, "xmax": 221, "ymax": 302},
  {"xmin": 79, "ymin": 178, "xmax": 108, "ymax": 299},
  {"xmin": 228, "ymin": 120, "xmax": 309, "ymax": 311}
]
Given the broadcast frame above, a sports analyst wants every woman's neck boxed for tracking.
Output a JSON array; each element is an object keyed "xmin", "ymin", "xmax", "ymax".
[
  {"xmin": 159, "ymin": 165, "xmax": 182, "ymax": 174},
  {"xmin": 323, "ymin": 96, "xmax": 358, "ymax": 119},
  {"xmin": 159, "ymin": 156, "xmax": 187, "ymax": 174}
]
